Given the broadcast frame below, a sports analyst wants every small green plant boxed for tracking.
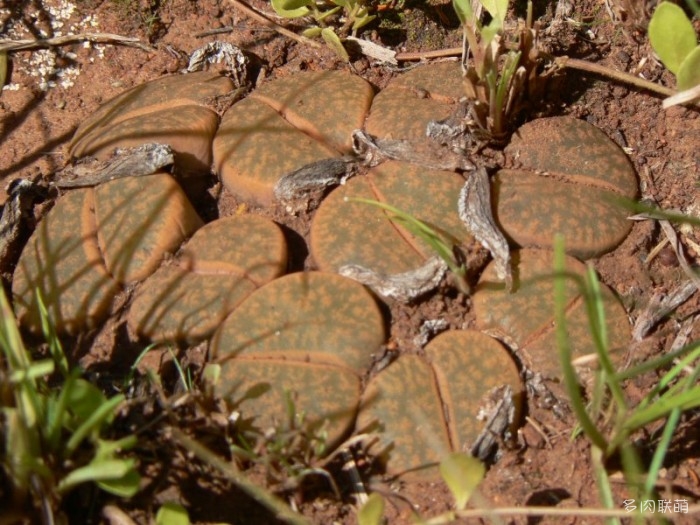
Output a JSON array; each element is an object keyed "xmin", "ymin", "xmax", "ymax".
[
  {"xmin": 648, "ymin": 1, "xmax": 700, "ymax": 92},
  {"xmin": 0, "ymin": 289, "xmax": 140, "ymax": 519},
  {"xmin": 553, "ymin": 234, "xmax": 700, "ymax": 514},
  {"xmin": 270, "ymin": 0, "xmax": 378, "ymax": 60},
  {"xmin": 452, "ymin": 0, "xmax": 544, "ymax": 142}
]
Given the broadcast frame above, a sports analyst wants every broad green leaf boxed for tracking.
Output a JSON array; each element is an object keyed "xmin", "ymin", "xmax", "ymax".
[
  {"xmin": 156, "ymin": 502, "xmax": 191, "ymax": 525},
  {"xmin": 439, "ymin": 453, "xmax": 485, "ymax": 510},
  {"xmin": 648, "ymin": 2, "xmax": 697, "ymax": 74},
  {"xmin": 270, "ymin": 0, "xmax": 311, "ymax": 18},
  {"xmin": 2, "ymin": 408, "xmax": 34, "ymax": 489},
  {"xmin": 452, "ymin": 0, "xmax": 474, "ymax": 24},
  {"xmin": 480, "ymin": 19, "xmax": 501, "ymax": 46},
  {"xmin": 66, "ymin": 378, "xmax": 108, "ymax": 425},
  {"xmin": 357, "ymin": 493, "xmax": 385, "ymax": 525},
  {"xmin": 97, "ymin": 468, "xmax": 141, "ymax": 498},
  {"xmin": 331, "ymin": 0, "xmax": 350, "ymax": 7},
  {"xmin": 677, "ymin": 46, "xmax": 700, "ymax": 90},
  {"xmin": 481, "ymin": 0, "xmax": 509, "ymax": 25},
  {"xmin": 321, "ymin": 27, "xmax": 349, "ymax": 62},
  {"xmin": 57, "ymin": 458, "xmax": 137, "ymax": 494}
]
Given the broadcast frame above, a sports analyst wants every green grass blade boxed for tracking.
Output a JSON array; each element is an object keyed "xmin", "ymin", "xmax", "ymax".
[
  {"xmin": 64, "ymin": 394, "xmax": 125, "ymax": 456},
  {"xmin": 623, "ymin": 387, "xmax": 700, "ymax": 430},
  {"xmin": 36, "ymin": 289, "xmax": 69, "ymax": 378},
  {"xmin": 348, "ymin": 197, "xmax": 467, "ymax": 282},
  {"xmin": 590, "ymin": 446, "xmax": 621, "ymax": 525},
  {"xmin": 553, "ymin": 235, "xmax": 607, "ymax": 450}
]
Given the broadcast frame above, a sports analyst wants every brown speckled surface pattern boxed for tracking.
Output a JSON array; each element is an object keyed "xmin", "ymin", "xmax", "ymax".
[
  {"xmin": 495, "ymin": 117, "xmax": 639, "ymax": 258},
  {"xmin": 425, "ymin": 330, "xmax": 523, "ymax": 451},
  {"xmin": 357, "ymin": 354, "xmax": 451, "ymax": 480},
  {"xmin": 211, "ymin": 272, "xmax": 386, "ymax": 372},
  {"xmin": 214, "ymin": 96, "xmax": 338, "ymax": 205},
  {"xmin": 218, "ymin": 359, "xmax": 361, "ymax": 451},
  {"xmin": 251, "ymin": 70, "xmax": 374, "ymax": 152},
  {"xmin": 364, "ymin": 61, "xmax": 463, "ymax": 140},
  {"xmin": 473, "ymin": 249, "xmax": 629, "ymax": 377},
  {"xmin": 310, "ymin": 161, "xmax": 473, "ymax": 275},
  {"xmin": 94, "ymin": 172, "xmax": 203, "ymax": 283},
  {"xmin": 69, "ymin": 72, "xmax": 232, "ymax": 173},
  {"xmin": 12, "ymin": 189, "xmax": 120, "ymax": 335},
  {"xmin": 181, "ymin": 214, "xmax": 288, "ymax": 285},
  {"xmin": 505, "ymin": 117, "xmax": 638, "ymax": 196},
  {"xmin": 127, "ymin": 215, "xmax": 287, "ymax": 343}
]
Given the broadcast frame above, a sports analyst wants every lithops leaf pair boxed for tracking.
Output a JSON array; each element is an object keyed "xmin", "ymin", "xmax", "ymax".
[
  {"xmin": 473, "ymin": 249, "xmax": 630, "ymax": 378},
  {"xmin": 210, "ymin": 272, "xmax": 386, "ymax": 450},
  {"xmin": 358, "ymin": 330, "xmax": 523, "ymax": 479},
  {"xmin": 69, "ymin": 71, "xmax": 234, "ymax": 174},
  {"xmin": 214, "ymin": 70, "xmax": 374, "ymax": 205},
  {"xmin": 364, "ymin": 61, "xmax": 465, "ymax": 141},
  {"xmin": 128, "ymin": 215, "xmax": 288, "ymax": 344},
  {"xmin": 310, "ymin": 160, "xmax": 477, "ymax": 292},
  {"xmin": 13, "ymin": 173, "xmax": 201, "ymax": 334},
  {"xmin": 493, "ymin": 116, "xmax": 638, "ymax": 259}
]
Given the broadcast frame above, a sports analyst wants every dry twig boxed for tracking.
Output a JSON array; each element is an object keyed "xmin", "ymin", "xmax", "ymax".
[{"xmin": 0, "ymin": 32, "xmax": 154, "ymax": 53}]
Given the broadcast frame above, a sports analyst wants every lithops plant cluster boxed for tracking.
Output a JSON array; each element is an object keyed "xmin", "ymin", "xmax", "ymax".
[{"xmin": 10, "ymin": 59, "xmax": 638, "ymax": 480}]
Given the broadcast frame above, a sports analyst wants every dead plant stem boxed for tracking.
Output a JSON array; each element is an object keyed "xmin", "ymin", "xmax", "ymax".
[
  {"xmin": 0, "ymin": 33, "xmax": 154, "ymax": 53},
  {"xmin": 555, "ymin": 56, "xmax": 675, "ymax": 97}
]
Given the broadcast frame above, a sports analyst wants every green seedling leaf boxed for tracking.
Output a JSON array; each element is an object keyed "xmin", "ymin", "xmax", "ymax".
[
  {"xmin": 302, "ymin": 26, "xmax": 323, "ymax": 38},
  {"xmin": 8, "ymin": 359, "xmax": 54, "ymax": 383},
  {"xmin": 315, "ymin": 5, "xmax": 342, "ymax": 22},
  {"xmin": 270, "ymin": 0, "xmax": 311, "ymax": 18},
  {"xmin": 452, "ymin": 0, "xmax": 474, "ymax": 24},
  {"xmin": 97, "ymin": 467, "xmax": 141, "ymax": 498},
  {"xmin": 352, "ymin": 12, "xmax": 376, "ymax": 32},
  {"xmin": 357, "ymin": 493, "xmax": 385, "ymax": 525},
  {"xmin": 480, "ymin": 19, "xmax": 502, "ymax": 46},
  {"xmin": 677, "ymin": 46, "xmax": 700, "ymax": 90},
  {"xmin": 36, "ymin": 289, "xmax": 68, "ymax": 377},
  {"xmin": 64, "ymin": 394, "xmax": 124, "ymax": 456},
  {"xmin": 481, "ymin": 0, "xmax": 509, "ymax": 25},
  {"xmin": 648, "ymin": 2, "xmax": 698, "ymax": 74},
  {"xmin": 321, "ymin": 27, "xmax": 349, "ymax": 62},
  {"xmin": 66, "ymin": 378, "xmax": 108, "ymax": 425},
  {"xmin": 57, "ymin": 458, "xmax": 137, "ymax": 495},
  {"xmin": 156, "ymin": 502, "xmax": 191, "ymax": 525},
  {"xmin": 94, "ymin": 435, "xmax": 139, "ymax": 460},
  {"xmin": 439, "ymin": 453, "xmax": 485, "ymax": 510}
]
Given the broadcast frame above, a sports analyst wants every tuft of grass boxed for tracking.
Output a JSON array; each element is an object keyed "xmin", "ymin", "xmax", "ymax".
[
  {"xmin": 0, "ymin": 288, "xmax": 140, "ymax": 520},
  {"xmin": 452, "ymin": 0, "xmax": 545, "ymax": 142},
  {"xmin": 553, "ymin": 234, "xmax": 700, "ymax": 519}
]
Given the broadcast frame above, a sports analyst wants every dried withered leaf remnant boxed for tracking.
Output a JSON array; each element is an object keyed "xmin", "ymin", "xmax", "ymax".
[{"xmin": 459, "ymin": 168, "xmax": 512, "ymax": 288}]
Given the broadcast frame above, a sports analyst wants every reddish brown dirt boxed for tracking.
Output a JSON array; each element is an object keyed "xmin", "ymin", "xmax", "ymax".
[{"xmin": 2, "ymin": 1, "xmax": 700, "ymax": 524}]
